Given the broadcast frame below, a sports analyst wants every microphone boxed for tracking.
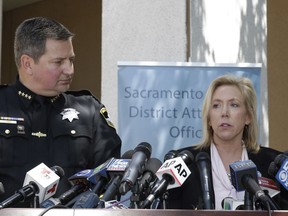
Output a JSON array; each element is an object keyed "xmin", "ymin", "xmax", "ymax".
[
  {"xmin": 40, "ymin": 168, "xmax": 93, "ymax": 208},
  {"xmin": 195, "ymin": 152, "xmax": 215, "ymax": 209},
  {"xmin": 129, "ymin": 158, "xmax": 162, "ymax": 209},
  {"xmin": 72, "ymin": 186, "xmax": 100, "ymax": 208},
  {"xmin": 268, "ymin": 154, "xmax": 288, "ymax": 191},
  {"xmin": 163, "ymin": 150, "xmax": 179, "ymax": 161},
  {"xmin": 72, "ymin": 158, "xmax": 117, "ymax": 209},
  {"xmin": 229, "ymin": 160, "xmax": 278, "ymax": 210},
  {"xmin": 0, "ymin": 163, "xmax": 64, "ymax": 209},
  {"xmin": 119, "ymin": 142, "xmax": 152, "ymax": 195},
  {"xmin": 140, "ymin": 150, "xmax": 193, "ymax": 209},
  {"xmin": 87, "ymin": 157, "xmax": 115, "ymax": 195},
  {"xmin": 96, "ymin": 150, "xmax": 133, "ymax": 208},
  {"xmin": 138, "ymin": 158, "xmax": 162, "ymax": 195}
]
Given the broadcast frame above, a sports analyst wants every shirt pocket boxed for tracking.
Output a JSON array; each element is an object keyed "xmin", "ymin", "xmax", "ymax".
[
  {"xmin": 50, "ymin": 124, "xmax": 93, "ymax": 168},
  {"xmin": 0, "ymin": 123, "xmax": 29, "ymax": 166}
]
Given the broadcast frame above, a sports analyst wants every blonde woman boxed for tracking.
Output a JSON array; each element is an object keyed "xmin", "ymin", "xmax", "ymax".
[{"xmin": 166, "ymin": 74, "xmax": 288, "ymax": 210}]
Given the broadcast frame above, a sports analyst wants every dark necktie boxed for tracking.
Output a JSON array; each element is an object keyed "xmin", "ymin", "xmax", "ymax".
[{"xmin": 32, "ymin": 95, "xmax": 49, "ymax": 138}]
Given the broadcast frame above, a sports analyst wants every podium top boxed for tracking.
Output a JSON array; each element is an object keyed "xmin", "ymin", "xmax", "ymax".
[{"xmin": 0, "ymin": 209, "xmax": 287, "ymax": 216}]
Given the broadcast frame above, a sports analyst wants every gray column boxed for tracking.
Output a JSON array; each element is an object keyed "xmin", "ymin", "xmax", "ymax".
[{"xmin": 102, "ymin": 0, "xmax": 188, "ymax": 128}]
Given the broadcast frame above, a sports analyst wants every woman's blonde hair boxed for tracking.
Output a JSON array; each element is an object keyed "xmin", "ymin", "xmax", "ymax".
[{"xmin": 197, "ymin": 74, "xmax": 260, "ymax": 153}]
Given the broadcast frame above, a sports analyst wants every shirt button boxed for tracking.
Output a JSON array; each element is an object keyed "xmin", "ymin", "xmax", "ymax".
[
  {"xmin": 71, "ymin": 130, "xmax": 76, "ymax": 134},
  {"xmin": 5, "ymin": 129, "xmax": 10, "ymax": 134}
]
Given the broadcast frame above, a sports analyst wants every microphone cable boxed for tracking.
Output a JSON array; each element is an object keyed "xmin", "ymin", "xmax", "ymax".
[{"xmin": 37, "ymin": 204, "xmax": 68, "ymax": 216}]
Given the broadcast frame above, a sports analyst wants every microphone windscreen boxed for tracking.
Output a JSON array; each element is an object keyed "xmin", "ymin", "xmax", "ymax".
[
  {"xmin": 145, "ymin": 158, "xmax": 162, "ymax": 173},
  {"xmin": 121, "ymin": 150, "xmax": 134, "ymax": 159},
  {"xmin": 134, "ymin": 142, "xmax": 152, "ymax": 158},
  {"xmin": 274, "ymin": 154, "xmax": 288, "ymax": 167},
  {"xmin": 163, "ymin": 150, "xmax": 178, "ymax": 161},
  {"xmin": 179, "ymin": 150, "xmax": 194, "ymax": 165},
  {"xmin": 268, "ymin": 161, "xmax": 278, "ymax": 177},
  {"xmin": 195, "ymin": 151, "xmax": 209, "ymax": 162}
]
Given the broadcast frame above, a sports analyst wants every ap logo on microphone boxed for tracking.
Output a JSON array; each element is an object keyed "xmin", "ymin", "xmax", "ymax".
[
  {"xmin": 156, "ymin": 157, "xmax": 191, "ymax": 190},
  {"xmin": 276, "ymin": 158, "xmax": 288, "ymax": 190}
]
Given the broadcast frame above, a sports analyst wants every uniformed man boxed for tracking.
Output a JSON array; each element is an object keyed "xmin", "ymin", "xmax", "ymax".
[{"xmin": 0, "ymin": 17, "xmax": 121, "ymax": 207}]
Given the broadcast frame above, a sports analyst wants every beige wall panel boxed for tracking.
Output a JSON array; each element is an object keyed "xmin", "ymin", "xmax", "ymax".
[{"xmin": 267, "ymin": 0, "xmax": 288, "ymax": 152}]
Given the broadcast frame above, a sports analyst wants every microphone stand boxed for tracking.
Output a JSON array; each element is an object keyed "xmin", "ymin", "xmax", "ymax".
[
  {"xmin": 129, "ymin": 181, "xmax": 141, "ymax": 209},
  {"xmin": 254, "ymin": 190, "xmax": 280, "ymax": 210},
  {"xmin": 160, "ymin": 191, "xmax": 169, "ymax": 209},
  {"xmin": 263, "ymin": 190, "xmax": 280, "ymax": 210},
  {"xmin": 243, "ymin": 191, "xmax": 254, "ymax": 210},
  {"xmin": 31, "ymin": 195, "xmax": 40, "ymax": 208},
  {"xmin": 150, "ymin": 191, "xmax": 169, "ymax": 209}
]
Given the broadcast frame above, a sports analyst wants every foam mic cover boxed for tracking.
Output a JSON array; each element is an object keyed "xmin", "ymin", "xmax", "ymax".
[
  {"xmin": 155, "ymin": 150, "xmax": 193, "ymax": 190},
  {"xmin": 274, "ymin": 154, "xmax": 288, "ymax": 167},
  {"xmin": 50, "ymin": 166, "xmax": 65, "ymax": 179}
]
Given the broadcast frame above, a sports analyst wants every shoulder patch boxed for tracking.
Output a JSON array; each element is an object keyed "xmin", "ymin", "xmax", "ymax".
[
  {"xmin": 100, "ymin": 107, "xmax": 115, "ymax": 128},
  {"xmin": 66, "ymin": 89, "xmax": 92, "ymax": 96},
  {"xmin": 66, "ymin": 89, "xmax": 102, "ymax": 104}
]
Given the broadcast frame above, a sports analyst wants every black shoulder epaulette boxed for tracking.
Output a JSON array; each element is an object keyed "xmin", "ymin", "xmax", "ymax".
[
  {"xmin": 65, "ymin": 89, "xmax": 101, "ymax": 103},
  {"xmin": 0, "ymin": 84, "xmax": 8, "ymax": 88}
]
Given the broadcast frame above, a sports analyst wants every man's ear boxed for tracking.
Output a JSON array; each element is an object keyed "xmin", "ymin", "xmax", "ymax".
[{"xmin": 20, "ymin": 54, "xmax": 33, "ymax": 75}]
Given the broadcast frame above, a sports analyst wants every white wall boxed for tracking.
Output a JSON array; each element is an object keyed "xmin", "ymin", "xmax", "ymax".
[{"xmin": 101, "ymin": 0, "xmax": 188, "ymax": 128}]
